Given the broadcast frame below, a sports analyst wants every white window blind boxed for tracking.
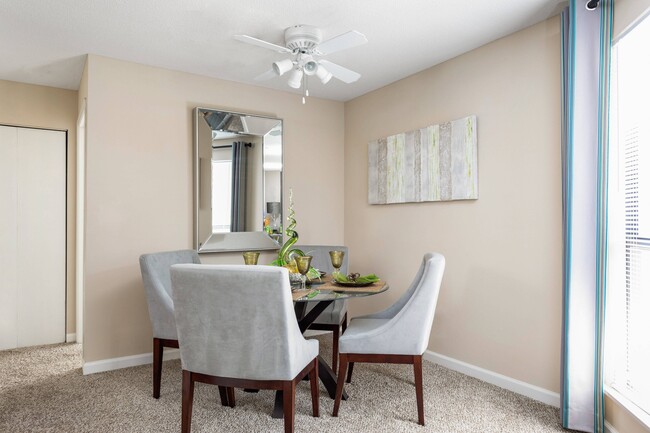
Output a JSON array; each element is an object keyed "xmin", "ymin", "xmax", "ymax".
[
  {"xmin": 605, "ymin": 13, "xmax": 650, "ymax": 419},
  {"xmin": 211, "ymin": 160, "xmax": 232, "ymax": 233}
]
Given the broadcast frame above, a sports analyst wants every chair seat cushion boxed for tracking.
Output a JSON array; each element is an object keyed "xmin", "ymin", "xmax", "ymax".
[
  {"xmin": 342, "ymin": 318, "xmax": 389, "ymax": 337},
  {"xmin": 339, "ymin": 318, "xmax": 391, "ymax": 354},
  {"xmin": 307, "ymin": 300, "xmax": 347, "ymax": 326}
]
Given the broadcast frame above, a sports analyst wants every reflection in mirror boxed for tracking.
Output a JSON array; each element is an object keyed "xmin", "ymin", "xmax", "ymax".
[{"xmin": 194, "ymin": 108, "xmax": 283, "ymax": 253}]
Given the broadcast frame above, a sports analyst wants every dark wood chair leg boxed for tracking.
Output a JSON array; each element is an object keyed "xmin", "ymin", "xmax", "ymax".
[
  {"xmin": 181, "ymin": 370, "xmax": 194, "ymax": 433},
  {"xmin": 227, "ymin": 387, "xmax": 236, "ymax": 408},
  {"xmin": 153, "ymin": 338, "xmax": 164, "ymax": 398},
  {"xmin": 333, "ymin": 312, "xmax": 347, "ymax": 373},
  {"xmin": 346, "ymin": 362, "xmax": 354, "ymax": 383},
  {"xmin": 310, "ymin": 358, "xmax": 319, "ymax": 417},
  {"xmin": 218, "ymin": 386, "xmax": 230, "ymax": 407},
  {"xmin": 413, "ymin": 355, "xmax": 424, "ymax": 426},
  {"xmin": 283, "ymin": 381, "xmax": 296, "ymax": 433},
  {"xmin": 332, "ymin": 327, "xmax": 340, "ymax": 372},
  {"xmin": 332, "ymin": 354, "xmax": 348, "ymax": 417}
]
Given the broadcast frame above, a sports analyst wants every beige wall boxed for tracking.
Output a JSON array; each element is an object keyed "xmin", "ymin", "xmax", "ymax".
[
  {"xmin": 344, "ymin": 17, "xmax": 562, "ymax": 392},
  {"xmin": 83, "ymin": 55, "xmax": 345, "ymax": 362},
  {"xmin": 614, "ymin": 0, "xmax": 650, "ymax": 39},
  {"xmin": 0, "ymin": 79, "xmax": 78, "ymax": 336}
]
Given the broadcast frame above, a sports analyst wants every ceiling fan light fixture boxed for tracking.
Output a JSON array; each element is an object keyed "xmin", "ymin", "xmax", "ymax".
[
  {"xmin": 303, "ymin": 60, "xmax": 318, "ymax": 76},
  {"xmin": 272, "ymin": 58, "xmax": 293, "ymax": 76},
  {"xmin": 316, "ymin": 65, "xmax": 332, "ymax": 84},
  {"xmin": 287, "ymin": 68, "xmax": 303, "ymax": 89}
]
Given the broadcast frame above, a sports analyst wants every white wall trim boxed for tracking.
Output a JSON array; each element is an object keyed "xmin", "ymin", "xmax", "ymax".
[
  {"xmin": 605, "ymin": 386, "xmax": 650, "ymax": 431},
  {"xmin": 423, "ymin": 350, "xmax": 560, "ymax": 408},
  {"xmin": 65, "ymin": 333, "xmax": 76, "ymax": 343},
  {"xmin": 82, "ymin": 348, "xmax": 180, "ymax": 375},
  {"xmin": 75, "ymin": 98, "xmax": 86, "ymax": 347},
  {"xmin": 604, "ymin": 420, "xmax": 620, "ymax": 433},
  {"xmin": 82, "ymin": 345, "xmax": 561, "ymax": 408}
]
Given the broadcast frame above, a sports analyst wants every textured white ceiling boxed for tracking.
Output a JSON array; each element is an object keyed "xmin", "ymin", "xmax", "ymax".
[{"xmin": 0, "ymin": 0, "xmax": 564, "ymax": 101}]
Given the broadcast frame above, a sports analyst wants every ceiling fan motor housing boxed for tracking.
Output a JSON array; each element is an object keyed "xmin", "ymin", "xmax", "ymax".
[{"xmin": 285, "ymin": 25, "xmax": 322, "ymax": 52}]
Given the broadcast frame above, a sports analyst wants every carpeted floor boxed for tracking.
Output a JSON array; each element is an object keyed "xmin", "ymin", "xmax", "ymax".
[{"xmin": 0, "ymin": 337, "xmax": 570, "ymax": 432}]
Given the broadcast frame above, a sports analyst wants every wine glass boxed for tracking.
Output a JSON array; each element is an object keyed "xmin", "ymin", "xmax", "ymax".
[
  {"xmin": 295, "ymin": 255, "xmax": 313, "ymax": 290},
  {"xmin": 242, "ymin": 251, "xmax": 260, "ymax": 265},
  {"xmin": 329, "ymin": 250, "xmax": 344, "ymax": 277}
]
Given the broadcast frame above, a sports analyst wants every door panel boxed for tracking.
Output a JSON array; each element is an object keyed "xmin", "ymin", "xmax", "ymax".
[
  {"xmin": 0, "ymin": 126, "xmax": 19, "ymax": 350},
  {"xmin": 0, "ymin": 126, "xmax": 66, "ymax": 349}
]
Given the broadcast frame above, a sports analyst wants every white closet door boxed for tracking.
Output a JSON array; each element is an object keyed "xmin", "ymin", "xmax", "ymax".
[
  {"xmin": 0, "ymin": 126, "xmax": 19, "ymax": 350},
  {"xmin": 0, "ymin": 126, "xmax": 66, "ymax": 350}
]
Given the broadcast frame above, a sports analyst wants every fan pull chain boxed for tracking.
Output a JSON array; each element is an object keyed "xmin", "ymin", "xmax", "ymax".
[{"xmin": 302, "ymin": 74, "xmax": 308, "ymax": 104}]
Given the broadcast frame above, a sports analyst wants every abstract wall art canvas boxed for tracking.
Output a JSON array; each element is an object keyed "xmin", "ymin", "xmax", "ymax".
[{"xmin": 368, "ymin": 115, "xmax": 477, "ymax": 204}]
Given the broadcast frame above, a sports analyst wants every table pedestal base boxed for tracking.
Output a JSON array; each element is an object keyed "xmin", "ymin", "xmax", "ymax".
[
  {"xmin": 268, "ymin": 296, "xmax": 355, "ymax": 418},
  {"xmin": 272, "ymin": 354, "xmax": 347, "ymax": 418}
]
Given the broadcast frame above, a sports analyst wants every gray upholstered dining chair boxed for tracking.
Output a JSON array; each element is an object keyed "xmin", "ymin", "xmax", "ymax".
[
  {"xmin": 332, "ymin": 252, "xmax": 445, "ymax": 426},
  {"xmin": 139, "ymin": 249, "xmax": 201, "ymax": 398},
  {"xmin": 170, "ymin": 264, "xmax": 320, "ymax": 433},
  {"xmin": 295, "ymin": 244, "xmax": 349, "ymax": 372}
]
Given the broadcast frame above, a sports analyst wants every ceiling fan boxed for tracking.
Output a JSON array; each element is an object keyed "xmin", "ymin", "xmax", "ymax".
[{"xmin": 234, "ymin": 25, "xmax": 367, "ymax": 103}]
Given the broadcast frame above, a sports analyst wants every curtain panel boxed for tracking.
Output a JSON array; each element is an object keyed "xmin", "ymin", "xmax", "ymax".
[
  {"xmin": 231, "ymin": 141, "xmax": 249, "ymax": 232},
  {"xmin": 560, "ymin": 1, "xmax": 613, "ymax": 432}
]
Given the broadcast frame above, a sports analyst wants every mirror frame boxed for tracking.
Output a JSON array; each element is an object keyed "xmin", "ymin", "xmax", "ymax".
[{"xmin": 193, "ymin": 107, "xmax": 283, "ymax": 253}]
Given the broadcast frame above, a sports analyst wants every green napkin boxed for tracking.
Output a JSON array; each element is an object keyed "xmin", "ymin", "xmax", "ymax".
[{"xmin": 334, "ymin": 273, "xmax": 380, "ymax": 284}]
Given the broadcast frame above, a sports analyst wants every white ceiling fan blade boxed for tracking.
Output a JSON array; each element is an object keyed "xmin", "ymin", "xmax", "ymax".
[
  {"xmin": 315, "ymin": 31, "xmax": 367, "ymax": 56},
  {"xmin": 233, "ymin": 35, "xmax": 291, "ymax": 53},
  {"xmin": 254, "ymin": 69, "xmax": 278, "ymax": 81},
  {"xmin": 319, "ymin": 60, "xmax": 361, "ymax": 83}
]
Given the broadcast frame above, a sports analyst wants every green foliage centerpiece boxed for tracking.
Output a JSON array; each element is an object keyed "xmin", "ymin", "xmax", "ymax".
[{"xmin": 271, "ymin": 189, "xmax": 320, "ymax": 280}]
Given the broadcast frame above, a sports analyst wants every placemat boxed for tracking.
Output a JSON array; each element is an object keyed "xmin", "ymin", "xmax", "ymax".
[
  {"xmin": 291, "ymin": 289, "xmax": 315, "ymax": 301},
  {"xmin": 291, "ymin": 275, "xmax": 387, "ymax": 300},
  {"xmin": 325, "ymin": 281, "xmax": 386, "ymax": 293},
  {"xmin": 307, "ymin": 275, "xmax": 386, "ymax": 293}
]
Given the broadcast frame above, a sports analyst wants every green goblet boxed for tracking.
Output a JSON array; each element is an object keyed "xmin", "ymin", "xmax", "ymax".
[
  {"xmin": 242, "ymin": 251, "xmax": 260, "ymax": 265},
  {"xmin": 295, "ymin": 255, "xmax": 313, "ymax": 290},
  {"xmin": 329, "ymin": 250, "xmax": 344, "ymax": 277}
]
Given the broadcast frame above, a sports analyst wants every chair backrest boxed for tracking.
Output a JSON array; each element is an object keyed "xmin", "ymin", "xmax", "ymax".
[
  {"xmin": 139, "ymin": 249, "xmax": 200, "ymax": 340},
  {"xmin": 388, "ymin": 253, "xmax": 445, "ymax": 354},
  {"xmin": 170, "ymin": 264, "xmax": 311, "ymax": 381},
  {"xmin": 295, "ymin": 245, "xmax": 349, "ymax": 275}
]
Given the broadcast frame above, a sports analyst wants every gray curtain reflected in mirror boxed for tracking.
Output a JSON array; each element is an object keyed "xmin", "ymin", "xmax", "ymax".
[
  {"xmin": 230, "ymin": 141, "xmax": 249, "ymax": 232},
  {"xmin": 194, "ymin": 108, "xmax": 283, "ymax": 253}
]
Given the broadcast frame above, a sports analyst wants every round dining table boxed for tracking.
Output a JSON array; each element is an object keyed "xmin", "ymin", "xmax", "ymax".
[{"xmin": 270, "ymin": 275, "xmax": 389, "ymax": 418}]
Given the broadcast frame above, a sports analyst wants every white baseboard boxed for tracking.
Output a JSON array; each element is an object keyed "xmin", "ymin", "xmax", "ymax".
[
  {"xmin": 82, "ymin": 348, "xmax": 180, "ymax": 375},
  {"xmin": 81, "ymin": 344, "xmax": 559, "ymax": 409},
  {"xmin": 66, "ymin": 333, "xmax": 76, "ymax": 343},
  {"xmin": 604, "ymin": 420, "xmax": 619, "ymax": 433},
  {"xmin": 423, "ymin": 350, "xmax": 560, "ymax": 408}
]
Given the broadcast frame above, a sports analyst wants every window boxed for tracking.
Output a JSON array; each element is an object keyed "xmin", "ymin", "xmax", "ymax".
[
  {"xmin": 211, "ymin": 159, "xmax": 232, "ymax": 233},
  {"xmin": 605, "ymin": 13, "xmax": 650, "ymax": 421}
]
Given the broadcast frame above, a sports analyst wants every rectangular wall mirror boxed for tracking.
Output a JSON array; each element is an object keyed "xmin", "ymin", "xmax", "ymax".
[{"xmin": 194, "ymin": 107, "xmax": 283, "ymax": 253}]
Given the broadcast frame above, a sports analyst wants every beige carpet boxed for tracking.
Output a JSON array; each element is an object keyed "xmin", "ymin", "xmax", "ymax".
[{"xmin": 0, "ymin": 337, "xmax": 570, "ymax": 433}]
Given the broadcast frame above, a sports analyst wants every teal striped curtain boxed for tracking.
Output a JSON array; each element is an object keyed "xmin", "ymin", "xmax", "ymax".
[{"xmin": 560, "ymin": 1, "xmax": 613, "ymax": 432}]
